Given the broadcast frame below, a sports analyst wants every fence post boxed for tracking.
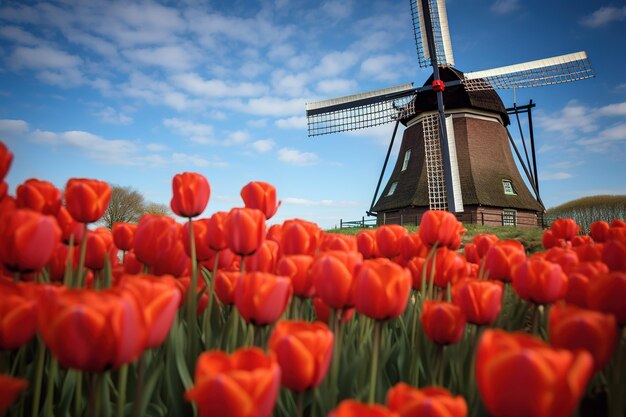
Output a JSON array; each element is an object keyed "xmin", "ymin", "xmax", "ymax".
[
  {"xmin": 383, "ymin": 212, "xmax": 386, "ymax": 225},
  {"xmin": 481, "ymin": 212, "xmax": 484, "ymax": 225},
  {"xmin": 400, "ymin": 214, "xmax": 404, "ymax": 226},
  {"xmin": 340, "ymin": 219, "xmax": 343, "ymax": 229},
  {"xmin": 362, "ymin": 216, "xmax": 365, "ymax": 228}
]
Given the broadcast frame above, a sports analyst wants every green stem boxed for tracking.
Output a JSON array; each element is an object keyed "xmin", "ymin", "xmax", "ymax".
[
  {"xmin": 87, "ymin": 373, "xmax": 103, "ymax": 417},
  {"xmin": 74, "ymin": 371, "xmax": 83, "ymax": 417},
  {"xmin": 608, "ymin": 327, "xmax": 626, "ymax": 417},
  {"xmin": 329, "ymin": 309, "xmax": 344, "ymax": 401},
  {"xmin": 204, "ymin": 252, "xmax": 220, "ymax": 347},
  {"xmin": 63, "ymin": 234, "xmax": 75, "ymax": 287},
  {"xmin": 44, "ymin": 357, "xmax": 58, "ymax": 417},
  {"xmin": 296, "ymin": 391, "xmax": 305, "ymax": 417},
  {"xmin": 31, "ymin": 338, "xmax": 46, "ymax": 417},
  {"xmin": 433, "ymin": 344, "xmax": 445, "ymax": 386},
  {"xmin": 531, "ymin": 304, "xmax": 541, "ymax": 336},
  {"xmin": 367, "ymin": 320, "xmax": 383, "ymax": 404},
  {"xmin": 131, "ymin": 354, "xmax": 146, "ymax": 417},
  {"xmin": 76, "ymin": 223, "xmax": 88, "ymax": 288},
  {"xmin": 116, "ymin": 364, "xmax": 129, "ymax": 417},
  {"xmin": 186, "ymin": 219, "xmax": 198, "ymax": 361},
  {"xmin": 226, "ymin": 308, "xmax": 240, "ymax": 353}
]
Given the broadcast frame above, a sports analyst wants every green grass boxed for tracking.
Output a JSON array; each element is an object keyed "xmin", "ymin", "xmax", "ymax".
[{"xmin": 327, "ymin": 223, "xmax": 545, "ymax": 254}]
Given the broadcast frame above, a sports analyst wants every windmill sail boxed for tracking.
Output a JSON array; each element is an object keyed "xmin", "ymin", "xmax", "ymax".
[
  {"xmin": 306, "ymin": 83, "xmax": 416, "ymax": 136},
  {"xmin": 463, "ymin": 51, "xmax": 594, "ymax": 91},
  {"xmin": 410, "ymin": 0, "xmax": 455, "ymax": 68}
]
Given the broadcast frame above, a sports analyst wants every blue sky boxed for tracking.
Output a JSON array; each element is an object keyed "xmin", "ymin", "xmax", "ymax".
[{"xmin": 1, "ymin": 0, "xmax": 625, "ymax": 229}]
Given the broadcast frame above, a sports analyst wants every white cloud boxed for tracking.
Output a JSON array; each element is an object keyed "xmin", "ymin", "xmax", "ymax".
[
  {"xmin": 275, "ymin": 116, "xmax": 307, "ymax": 130},
  {"xmin": 271, "ymin": 70, "xmax": 310, "ymax": 97},
  {"xmin": 252, "ymin": 139, "xmax": 276, "ymax": 153},
  {"xmin": 321, "ymin": 0, "xmax": 353, "ymax": 20},
  {"xmin": 283, "ymin": 197, "xmax": 360, "ymax": 207},
  {"xmin": 163, "ymin": 118, "xmax": 214, "ymax": 144},
  {"xmin": 9, "ymin": 46, "xmax": 82, "ymax": 70},
  {"xmin": 598, "ymin": 102, "xmax": 626, "ymax": 117},
  {"xmin": 94, "ymin": 106, "xmax": 133, "ymax": 125},
  {"xmin": 123, "ymin": 45, "xmax": 198, "ymax": 71},
  {"xmin": 541, "ymin": 172, "xmax": 573, "ymax": 181},
  {"xmin": 360, "ymin": 54, "xmax": 408, "ymax": 82},
  {"xmin": 277, "ymin": 147, "xmax": 318, "ymax": 166},
  {"xmin": 0, "ymin": 119, "xmax": 29, "ymax": 135},
  {"xmin": 0, "ymin": 25, "xmax": 40, "ymax": 45},
  {"xmin": 580, "ymin": 6, "xmax": 626, "ymax": 28},
  {"xmin": 146, "ymin": 143, "xmax": 167, "ymax": 152},
  {"xmin": 172, "ymin": 73, "xmax": 267, "ymax": 98},
  {"xmin": 316, "ymin": 78, "xmax": 358, "ymax": 95},
  {"xmin": 313, "ymin": 51, "xmax": 359, "ymax": 78},
  {"xmin": 171, "ymin": 152, "xmax": 227, "ymax": 168},
  {"xmin": 224, "ymin": 130, "xmax": 250, "ymax": 146},
  {"xmin": 490, "ymin": 0, "xmax": 521, "ymax": 14},
  {"xmin": 536, "ymin": 101, "xmax": 597, "ymax": 135},
  {"xmin": 231, "ymin": 97, "xmax": 307, "ymax": 117}
]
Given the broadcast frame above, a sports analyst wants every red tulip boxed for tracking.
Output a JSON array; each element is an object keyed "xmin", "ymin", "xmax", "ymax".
[
  {"xmin": 16, "ymin": 178, "xmax": 62, "ymax": 215},
  {"xmin": 311, "ymin": 250, "xmax": 363, "ymax": 309},
  {"xmin": 181, "ymin": 218, "xmax": 213, "ymax": 261},
  {"xmin": 376, "ymin": 225, "xmax": 409, "ymax": 258},
  {"xmin": 112, "ymin": 222, "xmax": 137, "ymax": 251},
  {"xmin": 84, "ymin": 227, "xmax": 117, "ymax": 270},
  {"xmin": 406, "ymin": 247, "xmax": 466, "ymax": 290},
  {"xmin": 0, "ymin": 374, "xmax": 27, "ymax": 415},
  {"xmin": 185, "ymin": 347, "xmax": 281, "ymax": 417},
  {"xmin": 0, "ymin": 141, "xmax": 12, "ymax": 182},
  {"xmin": 452, "ymin": 279, "xmax": 503, "ymax": 325},
  {"xmin": 206, "ymin": 211, "xmax": 228, "ymax": 251},
  {"xmin": 356, "ymin": 229, "xmax": 381, "ymax": 259},
  {"xmin": 573, "ymin": 242, "xmax": 603, "ymax": 262},
  {"xmin": 483, "ymin": 240, "xmax": 526, "ymax": 282},
  {"xmin": 354, "ymin": 258, "xmax": 412, "ymax": 320},
  {"xmin": 151, "ymin": 236, "xmax": 191, "ymax": 277},
  {"xmin": 312, "ymin": 296, "xmax": 354, "ymax": 324},
  {"xmin": 280, "ymin": 219, "xmax": 322, "ymax": 256},
  {"xmin": 589, "ymin": 221, "xmax": 609, "ymax": 242},
  {"xmin": 38, "ymin": 287, "xmax": 147, "ymax": 371},
  {"xmin": 587, "ymin": 272, "xmax": 626, "ymax": 325},
  {"xmin": 122, "ymin": 250, "xmax": 143, "ymax": 274},
  {"xmin": 399, "ymin": 233, "xmax": 428, "ymax": 261},
  {"xmin": 133, "ymin": 214, "xmax": 179, "ymax": 267},
  {"xmin": 549, "ymin": 304, "xmax": 618, "ymax": 373},
  {"xmin": 602, "ymin": 239, "xmax": 626, "ymax": 272},
  {"xmin": 0, "ymin": 181, "xmax": 6, "ymax": 201},
  {"xmin": 550, "ymin": 218, "xmax": 581, "ymax": 241},
  {"xmin": 170, "ymin": 172, "xmax": 210, "ymax": 218},
  {"xmin": 275, "ymin": 255, "xmax": 315, "ymax": 298},
  {"xmin": 176, "ymin": 277, "xmax": 208, "ymax": 314},
  {"xmin": 545, "ymin": 247, "xmax": 579, "ymax": 274},
  {"xmin": 320, "ymin": 233, "xmax": 357, "ymax": 252},
  {"xmin": 476, "ymin": 329, "xmax": 593, "ymax": 417},
  {"xmin": 512, "ymin": 259, "xmax": 568, "ymax": 305},
  {"xmin": 245, "ymin": 239, "xmax": 279, "ymax": 272},
  {"xmin": 214, "ymin": 270, "xmax": 239, "ymax": 305},
  {"xmin": 234, "ymin": 272, "xmax": 292, "ymax": 325},
  {"xmin": 119, "ymin": 274, "xmax": 181, "ymax": 349},
  {"xmin": 56, "ymin": 206, "xmax": 84, "ymax": 244},
  {"xmin": 268, "ymin": 320, "xmax": 334, "ymax": 392},
  {"xmin": 0, "ymin": 281, "xmax": 37, "ymax": 349},
  {"xmin": 47, "ymin": 242, "xmax": 77, "ymax": 282},
  {"xmin": 541, "ymin": 229, "xmax": 563, "ymax": 249},
  {"xmin": 328, "ymin": 400, "xmax": 399, "ymax": 417},
  {"xmin": 387, "ymin": 383, "xmax": 467, "ymax": 417},
  {"xmin": 0, "ymin": 209, "xmax": 61, "ymax": 273},
  {"xmin": 565, "ymin": 262, "xmax": 608, "ymax": 308},
  {"xmin": 421, "ymin": 301, "xmax": 466, "ymax": 345},
  {"xmin": 266, "ymin": 223, "xmax": 283, "ymax": 244},
  {"xmin": 418, "ymin": 210, "xmax": 466, "ymax": 250},
  {"xmin": 64, "ymin": 178, "xmax": 111, "ymax": 223},
  {"xmin": 240, "ymin": 181, "xmax": 281, "ymax": 220},
  {"xmin": 226, "ymin": 207, "xmax": 266, "ymax": 256},
  {"xmin": 473, "ymin": 234, "xmax": 499, "ymax": 258},
  {"xmin": 463, "ymin": 243, "xmax": 480, "ymax": 264}
]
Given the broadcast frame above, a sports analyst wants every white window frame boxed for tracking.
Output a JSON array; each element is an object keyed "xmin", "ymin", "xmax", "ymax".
[
  {"xmin": 387, "ymin": 181, "xmax": 398, "ymax": 196},
  {"xmin": 401, "ymin": 149, "xmax": 411, "ymax": 171},
  {"xmin": 502, "ymin": 179, "xmax": 516, "ymax": 195},
  {"xmin": 503, "ymin": 209, "xmax": 517, "ymax": 226}
]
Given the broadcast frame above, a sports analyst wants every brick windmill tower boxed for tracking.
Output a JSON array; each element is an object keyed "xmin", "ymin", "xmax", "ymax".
[{"xmin": 305, "ymin": 0, "xmax": 594, "ymax": 227}]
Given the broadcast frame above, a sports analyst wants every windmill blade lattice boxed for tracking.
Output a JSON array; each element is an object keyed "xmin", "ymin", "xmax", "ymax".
[
  {"xmin": 463, "ymin": 51, "xmax": 594, "ymax": 91},
  {"xmin": 410, "ymin": 0, "xmax": 455, "ymax": 68},
  {"xmin": 306, "ymin": 84, "xmax": 417, "ymax": 136}
]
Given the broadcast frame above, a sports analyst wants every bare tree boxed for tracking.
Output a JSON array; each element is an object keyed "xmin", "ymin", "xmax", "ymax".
[
  {"xmin": 143, "ymin": 202, "xmax": 172, "ymax": 216},
  {"xmin": 100, "ymin": 186, "xmax": 146, "ymax": 229}
]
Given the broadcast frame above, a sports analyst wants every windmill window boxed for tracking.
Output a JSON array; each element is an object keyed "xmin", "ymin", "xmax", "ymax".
[
  {"xmin": 387, "ymin": 182, "xmax": 398, "ymax": 196},
  {"xmin": 502, "ymin": 180, "xmax": 516, "ymax": 195},
  {"xmin": 503, "ymin": 209, "xmax": 517, "ymax": 226},
  {"xmin": 401, "ymin": 149, "xmax": 411, "ymax": 171}
]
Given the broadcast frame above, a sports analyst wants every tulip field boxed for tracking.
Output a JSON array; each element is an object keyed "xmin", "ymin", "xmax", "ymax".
[{"xmin": 0, "ymin": 138, "xmax": 625, "ymax": 417}]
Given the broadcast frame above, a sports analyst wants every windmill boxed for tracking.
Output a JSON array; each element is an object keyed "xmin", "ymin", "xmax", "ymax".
[{"xmin": 305, "ymin": 0, "xmax": 594, "ymax": 226}]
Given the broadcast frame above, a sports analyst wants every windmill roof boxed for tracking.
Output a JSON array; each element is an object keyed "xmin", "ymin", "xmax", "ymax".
[{"xmin": 401, "ymin": 67, "xmax": 511, "ymax": 126}]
